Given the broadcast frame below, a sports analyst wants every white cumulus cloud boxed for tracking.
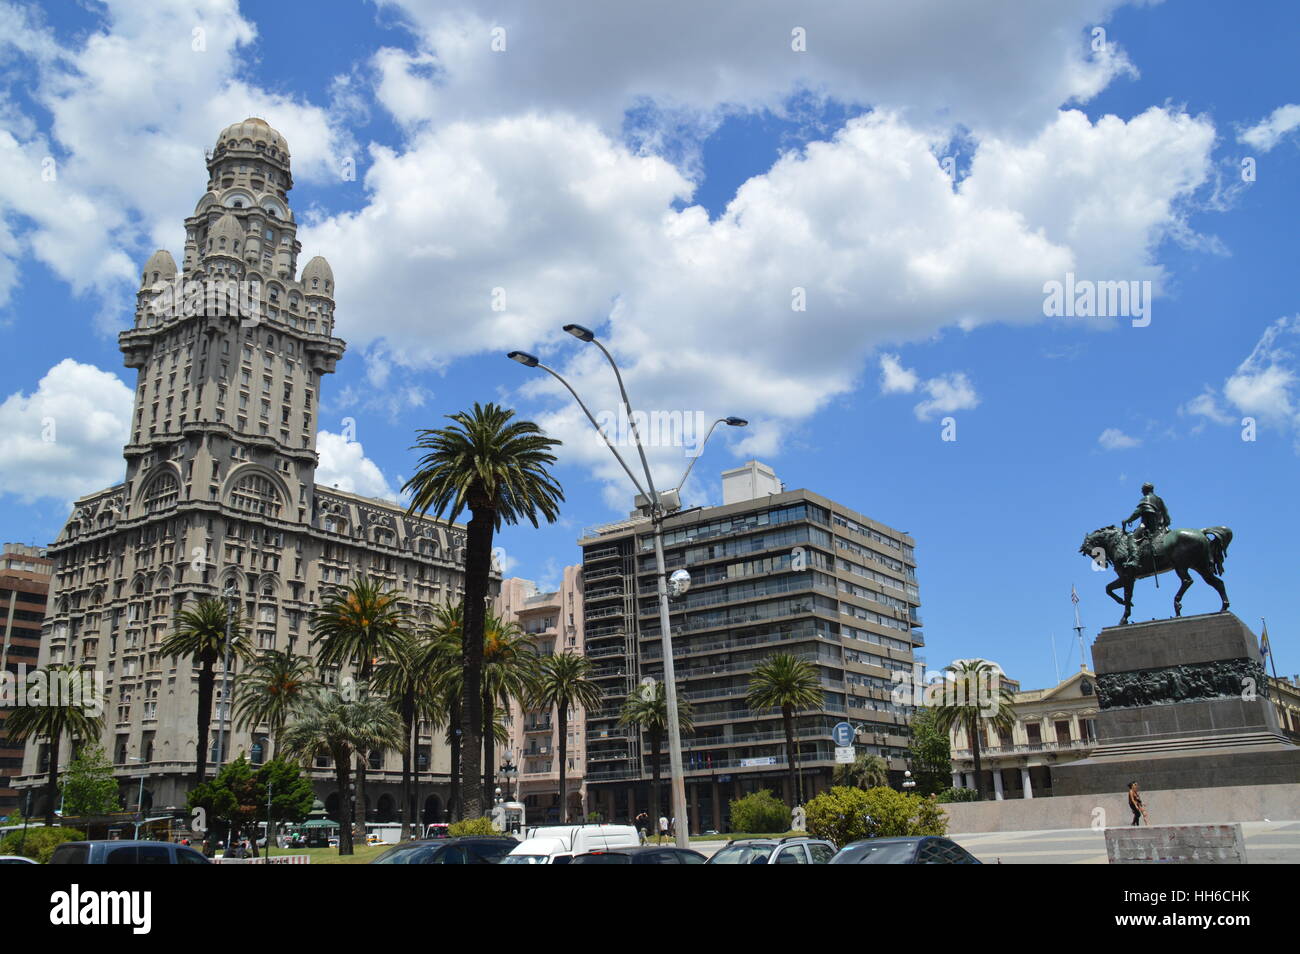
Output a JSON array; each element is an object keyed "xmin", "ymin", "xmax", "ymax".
[
  {"xmin": 0, "ymin": 359, "xmax": 133, "ymax": 503},
  {"xmin": 315, "ymin": 430, "xmax": 397, "ymax": 501},
  {"xmin": 1098, "ymin": 427, "xmax": 1141, "ymax": 450},
  {"xmin": 1238, "ymin": 104, "xmax": 1300, "ymax": 152}
]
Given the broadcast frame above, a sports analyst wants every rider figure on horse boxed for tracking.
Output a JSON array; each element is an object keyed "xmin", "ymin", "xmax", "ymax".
[{"xmin": 1121, "ymin": 482, "xmax": 1170, "ymax": 571}]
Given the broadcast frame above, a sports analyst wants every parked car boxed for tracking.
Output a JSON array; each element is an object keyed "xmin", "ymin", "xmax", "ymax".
[
  {"xmin": 830, "ymin": 836, "xmax": 981, "ymax": 864},
  {"xmin": 48, "ymin": 840, "xmax": 211, "ymax": 865},
  {"xmin": 570, "ymin": 846, "xmax": 707, "ymax": 864},
  {"xmin": 0, "ymin": 855, "xmax": 38, "ymax": 864},
  {"xmin": 369, "ymin": 836, "xmax": 518, "ymax": 865},
  {"xmin": 706, "ymin": 836, "xmax": 837, "ymax": 864},
  {"xmin": 503, "ymin": 824, "xmax": 641, "ymax": 864}
]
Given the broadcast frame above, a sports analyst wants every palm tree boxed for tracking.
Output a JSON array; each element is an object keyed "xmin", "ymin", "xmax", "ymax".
[
  {"xmin": 4, "ymin": 665, "xmax": 104, "ymax": 824},
  {"xmin": 372, "ymin": 631, "xmax": 442, "ymax": 839},
  {"xmin": 404, "ymin": 402, "xmax": 563, "ymax": 819},
  {"xmin": 618, "ymin": 680, "xmax": 693, "ymax": 832},
  {"xmin": 531, "ymin": 651, "xmax": 604, "ymax": 823},
  {"xmin": 311, "ymin": 576, "xmax": 411, "ymax": 842},
  {"xmin": 232, "ymin": 650, "xmax": 315, "ymax": 759},
  {"xmin": 480, "ymin": 608, "xmax": 539, "ymax": 804},
  {"xmin": 932, "ymin": 658, "xmax": 1016, "ymax": 800},
  {"xmin": 280, "ymin": 685, "xmax": 405, "ymax": 856},
  {"xmin": 746, "ymin": 653, "xmax": 823, "ymax": 807},
  {"xmin": 421, "ymin": 602, "xmax": 465, "ymax": 820},
  {"xmin": 833, "ymin": 752, "xmax": 890, "ymax": 790},
  {"xmin": 159, "ymin": 597, "xmax": 252, "ymax": 784}
]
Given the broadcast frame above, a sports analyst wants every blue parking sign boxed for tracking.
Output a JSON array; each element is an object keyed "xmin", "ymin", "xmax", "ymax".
[{"xmin": 832, "ymin": 722, "xmax": 854, "ymax": 747}]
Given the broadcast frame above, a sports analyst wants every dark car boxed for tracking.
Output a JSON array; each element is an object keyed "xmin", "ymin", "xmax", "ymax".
[
  {"xmin": 369, "ymin": 836, "xmax": 518, "ymax": 865},
  {"xmin": 570, "ymin": 846, "xmax": 707, "ymax": 864},
  {"xmin": 830, "ymin": 836, "xmax": 981, "ymax": 864},
  {"xmin": 49, "ymin": 840, "xmax": 211, "ymax": 865},
  {"xmin": 706, "ymin": 836, "xmax": 837, "ymax": 865}
]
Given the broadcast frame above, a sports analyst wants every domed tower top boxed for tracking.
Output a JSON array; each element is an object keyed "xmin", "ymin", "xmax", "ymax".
[
  {"xmin": 301, "ymin": 255, "xmax": 334, "ymax": 298},
  {"xmin": 140, "ymin": 249, "xmax": 177, "ymax": 288},
  {"xmin": 214, "ymin": 117, "xmax": 290, "ymax": 160},
  {"xmin": 208, "ymin": 117, "xmax": 293, "ymax": 192}
]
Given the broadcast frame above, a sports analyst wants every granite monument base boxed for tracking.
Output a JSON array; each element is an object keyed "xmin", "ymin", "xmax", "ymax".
[{"xmin": 1053, "ymin": 612, "xmax": 1300, "ymax": 797}]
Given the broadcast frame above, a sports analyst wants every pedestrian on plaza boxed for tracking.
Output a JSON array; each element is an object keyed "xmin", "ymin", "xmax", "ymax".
[
  {"xmin": 658, "ymin": 814, "xmax": 668, "ymax": 843},
  {"xmin": 635, "ymin": 811, "xmax": 648, "ymax": 843},
  {"xmin": 1127, "ymin": 781, "xmax": 1148, "ymax": 826}
]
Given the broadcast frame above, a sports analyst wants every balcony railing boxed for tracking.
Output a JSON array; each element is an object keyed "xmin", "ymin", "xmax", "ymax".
[{"xmin": 952, "ymin": 739, "xmax": 1094, "ymax": 759}]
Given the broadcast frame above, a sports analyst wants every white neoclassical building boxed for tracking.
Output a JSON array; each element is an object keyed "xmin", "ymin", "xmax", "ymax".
[{"xmin": 17, "ymin": 119, "xmax": 474, "ymax": 826}]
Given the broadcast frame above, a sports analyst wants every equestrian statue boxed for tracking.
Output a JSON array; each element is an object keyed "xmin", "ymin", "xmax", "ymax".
[{"xmin": 1079, "ymin": 482, "xmax": 1232, "ymax": 625}]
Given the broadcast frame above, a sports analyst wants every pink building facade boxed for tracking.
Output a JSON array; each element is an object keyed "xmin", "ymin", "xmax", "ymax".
[{"xmin": 495, "ymin": 566, "xmax": 586, "ymax": 824}]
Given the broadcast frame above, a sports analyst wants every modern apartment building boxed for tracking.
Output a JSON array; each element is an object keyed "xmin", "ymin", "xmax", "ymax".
[
  {"xmin": 15, "ymin": 119, "xmax": 468, "ymax": 825},
  {"xmin": 1, "ymin": 543, "xmax": 53, "ymax": 816},
  {"xmin": 579, "ymin": 460, "xmax": 923, "ymax": 834},
  {"xmin": 495, "ymin": 566, "xmax": 586, "ymax": 823}
]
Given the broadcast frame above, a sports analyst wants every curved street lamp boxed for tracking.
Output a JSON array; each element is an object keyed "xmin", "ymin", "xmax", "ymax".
[{"xmin": 508, "ymin": 331, "xmax": 745, "ymax": 849}]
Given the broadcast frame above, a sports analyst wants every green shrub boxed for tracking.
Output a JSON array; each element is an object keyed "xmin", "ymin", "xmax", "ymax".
[
  {"xmin": 805, "ymin": 786, "xmax": 947, "ymax": 847},
  {"xmin": 728, "ymin": 790, "xmax": 791, "ymax": 834},
  {"xmin": 0, "ymin": 826, "xmax": 85, "ymax": 863},
  {"xmin": 448, "ymin": 816, "xmax": 498, "ymax": 837},
  {"xmin": 936, "ymin": 787, "xmax": 980, "ymax": 803}
]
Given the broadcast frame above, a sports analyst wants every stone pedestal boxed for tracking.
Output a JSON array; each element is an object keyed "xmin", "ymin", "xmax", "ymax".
[{"xmin": 1053, "ymin": 612, "xmax": 1300, "ymax": 797}]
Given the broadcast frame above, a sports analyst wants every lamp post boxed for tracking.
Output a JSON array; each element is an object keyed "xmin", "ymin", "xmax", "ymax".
[
  {"xmin": 499, "ymin": 752, "xmax": 517, "ymax": 802},
  {"xmin": 128, "ymin": 756, "xmax": 147, "ymax": 839},
  {"xmin": 508, "ymin": 332, "xmax": 746, "ymax": 850},
  {"xmin": 213, "ymin": 584, "xmax": 238, "ymax": 774}
]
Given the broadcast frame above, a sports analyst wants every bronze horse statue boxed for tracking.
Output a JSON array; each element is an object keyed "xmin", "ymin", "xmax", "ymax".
[{"xmin": 1079, "ymin": 525, "xmax": 1232, "ymax": 625}]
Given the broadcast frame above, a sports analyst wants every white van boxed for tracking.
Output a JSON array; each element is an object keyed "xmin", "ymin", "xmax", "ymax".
[{"xmin": 503, "ymin": 825, "xmax": 641, "ymax": 864}]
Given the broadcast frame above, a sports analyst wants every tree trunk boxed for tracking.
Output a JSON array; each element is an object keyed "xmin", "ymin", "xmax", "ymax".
[
  {"xmin": 650, "ymin": 728, "xmax": 662, "ymax": 839},
  {"xmin": 448, "ymin": 694, "xmax": 462, "ymax": 821},
  {"xmin": 354, "ymin": 753, "xmax": 368, "ymax": 845},
  {"xmin": 482, "ymin": 690, "xmax": 495, "ymax": 807},
  {"xmin": 335, "ymin": 752, "xmax": 354, "ymax": 856},
  {"xmin": 557, "ymin": 700, "xmax": 568, "ymax": 823},
  {"xmin": 44, "ymin": 734, "xmax": 61, "ymax": 825},
  {"xmin": 970, "ymin": 716, "xmax": 986, "ymax": 800},
  {"xmin": 400, "ymin": 693, "xmax": 415, "ymax": 840},
  {"xmin": 783, "ymin": 704, "xmax": 799, "ymax": 807},
  {"xmin": 195, "ymin": 654, "xmax": 215, "ymax": 783},
  {"xmin": 460, "ymin": 507, "xmax": 495, "ymax": 820}
]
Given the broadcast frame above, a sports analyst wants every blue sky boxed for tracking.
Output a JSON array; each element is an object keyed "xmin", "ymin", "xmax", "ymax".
[{"xmin": 2, "ymin": 0, "xmax": 1298, "ymax": 689}]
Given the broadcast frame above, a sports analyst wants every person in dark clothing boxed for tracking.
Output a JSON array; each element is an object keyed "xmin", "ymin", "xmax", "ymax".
[{"xmin": 1127, "ymin": 781, "xmax": 1148, "ymax": 826}]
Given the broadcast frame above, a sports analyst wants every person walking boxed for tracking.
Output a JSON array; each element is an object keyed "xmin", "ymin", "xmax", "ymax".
[
  {"xmin": 658, "ymin": 814, "xmax": 668, "ymax": 843},
  {"xmin": 635, "ymin": 811, "xmax": 648, "ymax": 844},
  {"xmin": 1127, "ymin": 781, "xmax": 1148, "ymax": 826}
]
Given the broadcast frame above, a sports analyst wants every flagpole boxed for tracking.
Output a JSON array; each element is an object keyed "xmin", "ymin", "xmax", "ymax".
[
  {"xmin": 1261, "ymin": 618, "xmax": 1280, "ymax": 682},
  {"xmin": 1072, "ymin": 585, "xmax": 1086, "ymax": 670},
  {"xmin": 1051, "ymin": 632, "xmax": 1060, "ymax": 684}
]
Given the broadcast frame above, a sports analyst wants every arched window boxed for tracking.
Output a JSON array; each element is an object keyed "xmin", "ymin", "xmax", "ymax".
[
  {"xmin": 230, "ymin": 474, "xmax": 283, "ymax": 518},
  {"xmin": 144, "ymin": 473, "xmax": 179, "ymax": 513}
]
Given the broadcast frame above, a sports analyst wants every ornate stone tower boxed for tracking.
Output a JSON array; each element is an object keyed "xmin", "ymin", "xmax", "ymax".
[{"xmin": 21, "ymin": 120, "xmax": 472, "ymax": 826}]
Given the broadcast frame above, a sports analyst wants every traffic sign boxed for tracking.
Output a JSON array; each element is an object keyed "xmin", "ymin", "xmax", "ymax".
[
  {"xmin": 835, "ymin": 746, "xmax": 856, "ymax": 764},
  {"xmin": 832, "ymin": 722, "xmax": 855, "ymax": 747}
]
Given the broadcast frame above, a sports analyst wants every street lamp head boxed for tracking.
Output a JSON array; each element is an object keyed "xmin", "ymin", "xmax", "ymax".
[
  {"xmin": 507, "ymin": 351, "xmax": 540, "ymax": 368},
  {"xmin": 562, "ymin": 323, "xmax": 595, "ymax": 342},
  {"xmin": 724, "ymin": 417, "xmax": 748, "ymax": 427}
]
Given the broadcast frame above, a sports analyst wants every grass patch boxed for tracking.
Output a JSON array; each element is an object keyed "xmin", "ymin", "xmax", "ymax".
[{"xmin": 263, "ymin": 844, "xmax": 392, "ymax": 865}]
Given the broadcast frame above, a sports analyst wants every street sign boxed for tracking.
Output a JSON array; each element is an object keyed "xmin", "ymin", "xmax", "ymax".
[
  {"xmin": 835, "ymin": 746, "xmax": 856, "ymax": 764},
  {"xmin": 832, "ymin": 721, "xmax": 855, "ymax": 747}
]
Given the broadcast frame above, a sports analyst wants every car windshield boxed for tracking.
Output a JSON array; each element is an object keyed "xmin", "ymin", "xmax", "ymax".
[
  {"xmin": 840, "ymin": 842, "xmax": 917, "ymax": 864},
  {"xmin": 708, "ymin": 844, "xmax": 774, "ymax": 864},
  {"xmin": 501, "ymin": 855, "xmax": 549, "ymax": 864},
  {"xmin": 372, "ymin": 844, "xmax": 438, "ymax": 864}
]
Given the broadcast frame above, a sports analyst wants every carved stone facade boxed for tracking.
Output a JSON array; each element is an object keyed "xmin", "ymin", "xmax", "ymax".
[{"xmin": 16, "ymin": 119, "xmax": 471, "ymax": 825}]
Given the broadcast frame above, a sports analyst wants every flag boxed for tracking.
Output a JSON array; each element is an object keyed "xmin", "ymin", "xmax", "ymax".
[
  {"xmin": 1261, "ymin": 620, "xmax": 1271, "ymax": 659},
  {"xmin": 1071, "ymin": 585, "xmax": 1080, "ymax": 605}
]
